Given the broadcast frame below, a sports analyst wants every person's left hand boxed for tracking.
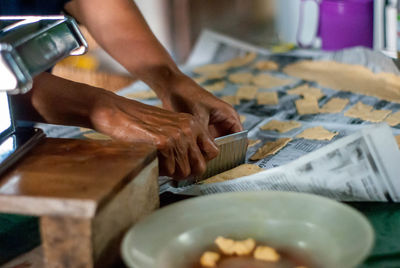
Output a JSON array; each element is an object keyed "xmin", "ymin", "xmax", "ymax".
[{"xmin": 160, "ymin": 74, "xmax": 243, "ymax": 138}]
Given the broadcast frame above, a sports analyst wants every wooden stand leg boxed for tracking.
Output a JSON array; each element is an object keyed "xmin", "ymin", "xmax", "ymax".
[
  {"xmin": 41, "ymin": 216, "xmax": 93, "ymax": 268},
  {"xmin": 39, "ymin": 159, "xmax": 159, "ymax": 268}
]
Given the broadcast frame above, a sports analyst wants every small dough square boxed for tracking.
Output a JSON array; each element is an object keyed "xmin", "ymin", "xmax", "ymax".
[
  {"xmin": 256, "ymin": 92, "xmax": 279, "ymax": 105},
  {"xmin": 220, "ymin": 95, "xmax": 238, "ymax": 106},
  {"xmin": 344, "ymin": 102, "xmax": 373, "ymax": 118},
  {"xmin": 240, "ymin": 115, "xmax": 246, "ymax": 123},
  {"xmin": 201, "ymin": 164, "xmax": 263, "ymax": 184},
  {"xmin": 296, "ymin": 126, "xmax": 338, "ymax": 141},
  {"xmin": 228, "ymin": 72, "xmax": 254, "ymax": 84},
  {"xmin": 250, "ymin": 138, "xmax": 292, "ymax": 161},
  {"xmin": 287, "ymin": 85, "xmax": 324, "ymax": 100},
  {"xmin": 204, "ymin": 81, "xmax": 226, "ymax": 92},
  {"xmin": 260, "ymin": 120, "xmax": 301, "ymax": 133},
  {"xmin": 385, "ymin": 111, "xmax": 400, "ymax": 126},
  {"xmin": 295, "ymin": 96, "xmax": 320, "ymax": 115},
  {"xmin": 359, "ymin": 109, "xmax": 391, "ymax": 123},
  {"xmin": 193, "ymin": 63, "xmax": 228, "ymax": 74},
  {"xmin": 253, "ymin": 60, "xmax": 279, "ymax": 71},
  {"xmin": 236, "ymin": 86, "xmax": 258, "ymax": 101},
  {"xmin": 227, "ymin": 52, "xmax": 257, "ymax": 67},
  {"xmin": 252, "ymin": 74, "xmax": 294, "ymax": 88},
  {"xmin": 319, "ymin": 98, "xmax": 349, "ymax": 113},
  {"xmin": 194, "ymin": 72, "xmax": 227, "ymax": 84},
  {"xmin": 125, "ymin": 90, "xmax": 157, "ymax": 99}
]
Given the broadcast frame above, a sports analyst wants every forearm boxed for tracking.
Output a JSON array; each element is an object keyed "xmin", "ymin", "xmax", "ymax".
[
  {"xmin": 10, "ymin": 72, "xmax": 109, "ymax": 128},
  {"xmin": 65, "ymin": 0, "xmax": 184, "ymax": 100}
]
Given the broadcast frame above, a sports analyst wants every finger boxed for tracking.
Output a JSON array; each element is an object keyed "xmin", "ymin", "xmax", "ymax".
[
  {"xmin": 188, "ymin": 142, "xmax": 207, "ymax": 176},
  {"xmin": 197, "ymin": 134, "xmax": 219, "ymax": 161},
  {"xmin": 157, "ymin": 147, "xmax": 175, "ymax": 177},
  {"xmin": 171, "ymin": 141, "xmax": 191, "ymax": 180}
]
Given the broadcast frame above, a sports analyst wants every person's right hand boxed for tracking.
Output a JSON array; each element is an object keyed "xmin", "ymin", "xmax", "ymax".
[{"xmin": 90, "ymin": 91, "xmax": 219, "ymax": 179}]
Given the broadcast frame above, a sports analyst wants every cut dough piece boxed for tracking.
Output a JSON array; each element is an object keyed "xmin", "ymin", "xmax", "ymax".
[
  {"xmin": 256, "ymin": 92, "xmax": 279, "ymax": 105},
  {"xmin": 204, "ymin": 81, "xmax": 226, "ymax": 92},
  {"xmin": 320, "ymin": 98, "xmax": 349, "ymax": 113},
  {"xmin": 226, "ymin": 52, "xmax": 257, "ymax": 68},
  {"xmin": 250, "ymin": 138, "xmax": 292, "ymax": 161},
  {"xmin": 344, "ymin": 102, "xmax": 391, "ymax": 122},
  {"xmin": 240, "ymin": 115, "xmax": 246, "ymax": 123},
  {"xmin": 360, "ymin": 109, "xmax": 391, "ymax": 123},
  {"xmin": 296, "ymin": 126, "xmax": 338, "ymax": 141},
  {"xmin": 79, "ymin": 127, "xmax": 92, "ymax": 133},
  {"xmin": 260, "ymin": 120, "xmax": 301, "ymax": 133},
  {"xmin": 236, "ymin": 85, "xmax": 258, "ymax": 101},
  {"xmin": 228, "ymin": 72, "xmax": 254, "ymax": 84},
  {"xmin": 295, "ymin": 96, "xmax": 320, "ymax": 115},
  {"xmin": 252, "ymin": 73, "xmax": 294, "ymax": 88},
  {"xmin": 283, "ymin": 60, "xmax": 400, "ymax": 103},
  {"xmin": 200, "ymin": 252, "xmax": 220, "ymax": 267},
  {"xmin": 253, "ymin": 246, "xmax": 280, "ymax": 262},
  {"xmin": 395, "ymin": 135, "xmax": 400, "ymax": 148},
  {"xmin": 385, "ymin": 111, "xmax": 400, "ymax": 126},
  {"xmin": 344, "ymin": 102, "xmax": 373, "ymax": 118},
  {"xmin": 201, "ymin": 164, "xmax": 263, "ymax": 184},
  {"xmin": 193, "ymin": 63, "xmax": 229, "ymax": 74},
  {"xmin": 125, "ymin": 90, "xmax": 157, "ymax": 99},
  {"xmin": 253, "ymin": 60, "xmax": 279, "ymax": 71},
  {"xmin": 220, "ymin": 95, "xmax": 238, "ymax": 106},
  {"xmin": 83, "ymin": 132, "xmax": 112, "ymax": 140},
  {"xmin": 193, "ymin": 72, "xmax": 227, "ymax": 84},
  {"xmin": 287, "ymin": 85, "xmax": 324, "ymax": 100},
  {"xmin": 248, "ymin": 139, "xmax": 261, "ymax": 148}
]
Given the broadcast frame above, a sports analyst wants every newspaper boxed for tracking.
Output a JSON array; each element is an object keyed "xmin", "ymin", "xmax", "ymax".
[
  {"xmin": 167, "ymin": 124, "xmax": 400, "ymax": 202},
  {"xmin": 160, "ymin": 30, "xmax": 400, "ymax": 201}
]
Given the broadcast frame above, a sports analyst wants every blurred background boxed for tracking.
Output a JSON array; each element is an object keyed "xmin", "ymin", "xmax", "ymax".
[{"xmin": 54, "ymin": 0, "xmax": 400, "ymax": 88}]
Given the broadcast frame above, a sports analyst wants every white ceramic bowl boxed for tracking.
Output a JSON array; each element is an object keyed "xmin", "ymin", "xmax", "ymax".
[{"xmin": 122, "ymin": 191, "xmax": 374, "ymax": 268}]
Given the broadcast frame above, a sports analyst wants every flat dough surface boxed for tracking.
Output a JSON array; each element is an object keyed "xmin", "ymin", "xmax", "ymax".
[
  {"xmin": 296, "ymin": 126, "xmax": 338, "ymax": 141},
  {"xmin": 256, "ymin": 92, "xmax": 279, "ymax": 105},
  {"xmin": 361, "ymin": 109, "xmax": 392, "ymax": 123},
  {"xmin": 240, "ymin": 115, "xmax": 246, "ymax": 123},
  {"xmin": 204, "ymin": 81, "xmax": 226, "ymax": 92},
  {"xmin": 386, "ymin": 111, "xmax": 400, "ymax": 126},
  {"xmin": 287, "ymin": 85, "xmax": 324, "ymax": 100},
  {"xmin": 252, "ymin": 74, "xmax": 294, "ymax": 88},
  {"xmin": 295, "ymin": 96, "xmax": 320, "ymax": 115},
  {"xmin": 248, "ymin": 139, "xmax": 261, "ymax": 148},
  {"xmin": 260, "ymin": 120, "xmax": 301, "ymax": 133},
  {"xmin": 250, "ymin": 138, "xmax": 292, "ymax": 161},
  {"xmin": 320, "ymin": 98, "xmax": 349, "ymax": 113},
  {"xmin": 284, "ymin": 60, "xmax": 400, "ymax": 103},
  {"xmin": 228, "ymin": 72, "xmax": 254, "ymax": 84},
  {"xmin": 83, "ymin": 132, "xmax": 112, "ymax": 140},
  {"xmin": 125, "ymin": 90, "xmax": 157, "ymax": 99},
  {"xmin": 253, "ymin": 60, "xmax": 279, "ymax": 71},
  {"xmin": 201, "ymin": 164, "xmax": 263, "ymax": 184},
  {"xmin": 236, "ymin": 86, "xmax": 258, "ymax": 101}
]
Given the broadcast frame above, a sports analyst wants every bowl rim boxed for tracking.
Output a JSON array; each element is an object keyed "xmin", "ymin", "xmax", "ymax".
[{"xmin": 121, "ymin": 191, "xmax": 375, "ymax": 268}]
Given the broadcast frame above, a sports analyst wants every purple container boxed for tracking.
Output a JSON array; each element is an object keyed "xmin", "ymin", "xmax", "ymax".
[{"xmin": 298, "ymin": 0, "xmax": 374, "ymax": 50}]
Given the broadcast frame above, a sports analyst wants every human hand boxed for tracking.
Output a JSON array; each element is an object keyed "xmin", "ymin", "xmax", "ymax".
[
  {"xmin": 160, "ymin": 74, "xmax": 243, "ymax": 138},
  {"xmin": 90, "ymin": 91, "xmax": 219, "ymax": 179}
]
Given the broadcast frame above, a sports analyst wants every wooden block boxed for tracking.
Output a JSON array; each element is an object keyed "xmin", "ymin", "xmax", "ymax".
[{"xmin": 0, "ymin": 138, "xmax": 159, "ymax": 267}]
